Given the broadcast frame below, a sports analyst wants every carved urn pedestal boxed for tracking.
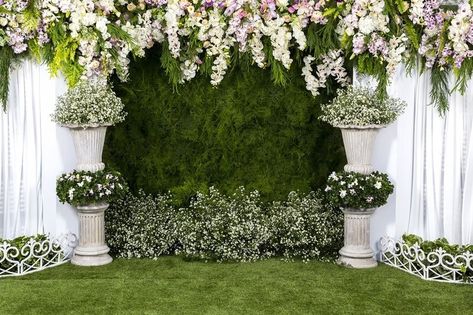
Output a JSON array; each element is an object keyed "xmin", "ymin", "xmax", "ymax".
[
  {"xmin": 65, "ymin": 124, "xmax": 110, "ymax": 172},
  {"xmin": 338, "ymin": 125, "xmax": 384, "ymax": 175}
]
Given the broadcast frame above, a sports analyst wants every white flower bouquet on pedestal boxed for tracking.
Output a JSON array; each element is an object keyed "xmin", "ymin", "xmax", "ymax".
[
  {"xmin": 324, "ymin": 171, "xmax": 394, "ymax": 268},
  {"xmin": 319, "ymin": 86, "xmax": 406, "ymax": 174},
  {"xmin": 56, "ymin": 170, "xmax": 128, "ymax": 266},
  {"xmin": 51, "ymin": 80, "xmax": 127, "ymax": 172}
]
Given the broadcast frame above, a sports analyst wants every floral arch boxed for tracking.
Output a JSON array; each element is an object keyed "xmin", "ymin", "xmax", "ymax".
[{"xmin": 1, "ymin": 0, "xmax": 472, "ymax": 113}]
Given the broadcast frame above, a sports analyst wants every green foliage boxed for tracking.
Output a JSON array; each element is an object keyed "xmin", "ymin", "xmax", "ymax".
[
  {"xmin": 104, "ymin": 46, "xmax": 345, "ymax": 203},
  {"xmin": 106, "ymin": 190, "xmax": 179, "ymax": 259},
  {"xmin": 402, "ymin": 234, "xmax": 473, "ymax": 257},
  {"xmin": 160, "ymin": 42, "xmax": 181, "ymax": 87},
  {"xmin": 20, "ymin": 2, "xmax": 40, "ymax": 32},
  {"xmin": 1, "ymin": 0, "xmax": 473, "ymax": 116},
  {"xmin": 263, "ymin": 38, "xmax": 289, "ymax": 86},
  {"xmin": 0, "ymin": 234, "xmax": 48, "ymax": 249},
  {"xmin": 176, "ymin": 187, "xmax": 272, "ymax": 262},
  {"xmin": 453, "ymin": 58, "xmax": 473, "ymax": 95},
  {"xmin": 306, "ymin": 19, "xmax": 340, "ymax": 58},
  {"xmin": 268, "ymin": 190, "xmax": 343, "ymax": 261},
  {"xmin": 355, "ymin": 53, "xmax": 389, "ymax": 99},
  {"xmin": 404, "ymin": 21, "xmax": 420, "ymax": 50},
  {"xmin": 430, "ymin": 67, "xmax": 450, "ymax": 115},
  {"xmin": 48, "ymin": 33, "xmax": 82, "ymax": 86},
  {"xmin": 0, "ymin": 46, "xmax": 14, "ymax": 111},
  {"xmin": 394, "ymin": 0, "xmax": 409, "ymax": 14}
]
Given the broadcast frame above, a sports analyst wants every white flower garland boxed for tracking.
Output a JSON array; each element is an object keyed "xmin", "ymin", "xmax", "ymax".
[{"xmin": 4, "ymin": 0, "xmax": 472, "ymax": 103}]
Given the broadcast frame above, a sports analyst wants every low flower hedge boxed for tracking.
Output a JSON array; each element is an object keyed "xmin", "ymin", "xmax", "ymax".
[{"xmin": 105, "ymin": 187, "xmax": 343, "ymax": 262}]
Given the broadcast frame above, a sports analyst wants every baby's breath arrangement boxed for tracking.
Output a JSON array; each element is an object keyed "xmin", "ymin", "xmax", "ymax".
[
  {"xmin": 177, "ymin": 187, "xmax": 272, "ymax": 262},
  {"xmin": 105, "ymin": 187, "xmax": 343, "ymax": 262},
  {"xmin": 51, "ymin": 81, "xmax": 126, "ymax": 127},
  {"xmin": 105, "ymin": 191, "xmax": 178, "ymax": 259},
  {"xmin": 268, "ymin": 191, "xmax": 343, "ymax": 262},
  {"xmin": 56, "ymin": 170, "xmax": 128, "ymax": 207},
  {"xmin": 319, "ymin": 86, "xmax": 406, "ymax": 127},
  {"xmin": 325, "ymin": 171, "xmax": 394, "ymax": 210}
]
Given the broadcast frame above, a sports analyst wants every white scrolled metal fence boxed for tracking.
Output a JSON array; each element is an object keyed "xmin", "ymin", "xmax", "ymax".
[
  {"xmin": 0, "ymin": 233, "xmax": 77, "ymax": 277},
  {"xmin": 379, "ymin": 237, "xmax": 473, "ymax": 284}
]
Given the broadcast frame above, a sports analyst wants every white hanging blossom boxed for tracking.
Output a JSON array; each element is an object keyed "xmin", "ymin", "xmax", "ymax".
[
  {"xmin": 164, "ymin": 0, "xmax": 182, "ymax": 58},
  {"xmin": 302, "ymin": 56, "xmax": 323, "ymax": 97},
  {"xmin": 262, "ymin": 17, "xmax": 293, "ymax": 69},
  {"xmin": 249, "ymin": 27, "xmax": 266, "ymax": 68},
  {"xmin": 202, "ymin": 8, "xmax": 234, "ymax": 86},
  {"xmin": 180, "ymin": 57, "xmax": 199, "ymax": 82},
  {"xmin": 386, "ymin": 34, "xmax": 409, "ymax": 76},
  {"xmin": 302, "ymin": 50, "xmax": 349, "ymax": 97},
  {"xmin": 409, "ymin": 0, "xmax": 425, "ymax": 25},
  {"xmin": 292, "ymin": 18, "xmax": 306, "ymax": 50}
]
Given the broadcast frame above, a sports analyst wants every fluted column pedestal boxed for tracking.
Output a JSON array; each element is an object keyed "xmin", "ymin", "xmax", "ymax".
[
  {"xmin": 339, "ymin": 125, "xmax": 384, "ymax": 175},
  {"xmin": 71, "ymin": 203, "xmax": 112, "ymax": 266},
  {"xmin": 66, "ymin": 125, "xmax": 109, "ymax": 172},
  {"xmin": 338, "ymin": 208, "xmax": 377, "ymax": 268}
]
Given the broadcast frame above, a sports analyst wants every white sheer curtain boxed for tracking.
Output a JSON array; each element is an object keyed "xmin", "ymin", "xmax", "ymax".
[
  {"xmin": 358, "ymin": 67, "xmax": 473, "ymax": 247},
  {"xmin": 1, "ymin": 61, "xmax": 45, "ymax": 238},
  {"xmin": 0, "ymin": 60, "xmax": 76, "ymax": 239},
  {"xmin": 405, "ymin": 71, "xmax": 473, "ymax": 245}
]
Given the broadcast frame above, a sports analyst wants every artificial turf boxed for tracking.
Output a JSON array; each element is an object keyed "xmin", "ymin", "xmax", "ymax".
[{"xmin": 0, "ymin": 257, "xmax": 471, "ymax": 314}]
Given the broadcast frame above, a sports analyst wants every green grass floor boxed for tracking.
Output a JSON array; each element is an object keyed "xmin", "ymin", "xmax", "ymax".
[{"xmin": 0, "ymin": 257, "xmax": 472, "ymax": 314}]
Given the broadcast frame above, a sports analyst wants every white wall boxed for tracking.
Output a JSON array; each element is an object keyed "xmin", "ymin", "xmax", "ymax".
[
  {"xmin": 44, "ymin": 75, "xmax": 79, "ymax": 236},
  {"xmin": 368, "ymin": 67, "xmax": 427, "ymax": 252}
]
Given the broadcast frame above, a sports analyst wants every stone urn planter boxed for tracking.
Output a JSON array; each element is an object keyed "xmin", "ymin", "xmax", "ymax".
[
  {"xmin": 337, "ymin": 125, "xmax": 384, "ymax": 175},
  {"xmin": 71, "ymin": 203, "xmax": 112, "ymax": 266},
  {"xmin": 64, "ymin": 124, "xmax": 111, "ymax": 172},
  {"xmin": 338, "ymin": 208, "xmax": 377, "ymax": 268}
]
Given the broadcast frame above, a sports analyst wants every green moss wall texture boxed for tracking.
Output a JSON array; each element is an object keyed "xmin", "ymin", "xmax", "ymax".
[{"xmin": 104, "ymin": 48, "xmax": 346, "ymax": 203}]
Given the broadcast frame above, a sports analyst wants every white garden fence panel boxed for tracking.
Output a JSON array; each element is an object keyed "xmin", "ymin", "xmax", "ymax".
[
  {"xmin": 0, "ymin": 233, "xmax": 77, "ymax": 277},
  {"xmin": 379, "ymin": 236, "xmax": 473, "ymax": 284}
]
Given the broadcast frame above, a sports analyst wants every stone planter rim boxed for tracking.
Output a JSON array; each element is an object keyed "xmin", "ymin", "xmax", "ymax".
[
  {"xmin": 341, "ymin": 207, "xmax": 376, "ymax": 214},
  {"xmin": 334, "ymin": 124, "xmax": 386, "ymax": 129},
  {"xmin": 60, "ymin": 123, "xmax": 113, "ymax": 129},
  {"xmin": 76, "ymin": 202, "xmax": 109, "ymax": 211}
]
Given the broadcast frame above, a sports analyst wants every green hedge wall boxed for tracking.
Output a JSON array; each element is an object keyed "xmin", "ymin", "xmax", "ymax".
[{"xmin": 104, "ymin": 47, "xmax": 346, "ymax": 204}]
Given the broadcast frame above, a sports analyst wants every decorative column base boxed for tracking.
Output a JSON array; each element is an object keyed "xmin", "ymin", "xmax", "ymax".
[
  {"xmin": 71, "ymin": 253, "xmax": 112, "ymax": 266},
  {"xmin": 72, "ymin": 203, "xmax": 112, "ymax": 267},
  {"xmin": 338, "ymin": 208, "xmax": 377, "ymax": 269}
]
